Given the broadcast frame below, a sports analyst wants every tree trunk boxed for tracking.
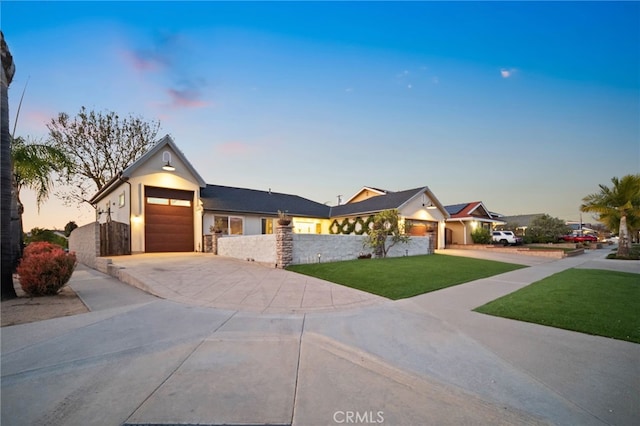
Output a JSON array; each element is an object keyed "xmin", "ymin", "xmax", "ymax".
[
  {"xmin": 1, "ymin": 32, "xmax": 17, "ymax": 300},
  {"xmin": 10, "ymin": 185, "xmax": 23, "ymax": 271},
  {"xmin": 617, "ymin": 215, "xmax": 631, "ymax": 258}
]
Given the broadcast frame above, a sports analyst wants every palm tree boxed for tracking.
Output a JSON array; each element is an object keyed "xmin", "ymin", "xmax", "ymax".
[
  {"xmin": 581, "ymin": 174, "xmax": 640, "ymax": 257},
  {"xmin": 1, "ymin": 31, "xmax": 17, "ymax": 300},
  {"xmin": 10, "ymin": 136, "xmax": 71, "ymax": 268}
]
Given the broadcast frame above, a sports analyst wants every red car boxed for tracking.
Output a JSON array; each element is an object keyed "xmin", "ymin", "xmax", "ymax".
[{"xmin": 562, "ymin": 234, "xmax": 598, "ymax": 243}]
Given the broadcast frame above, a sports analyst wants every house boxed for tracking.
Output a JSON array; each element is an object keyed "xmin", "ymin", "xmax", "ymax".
[
  {"xmin": 332, "ymin": 186, "xmax": 449, "ymax": 248},
  {"xmin": 88, "ymin": 135, "xmax": 450, "ymax": 254},
  {"xmin": 496, "ymin": 214, "xmax": 545, "ymax": 236},
  {"xmin": 444, "ymin": 202, "xmax": 504, "ymax": 245}
]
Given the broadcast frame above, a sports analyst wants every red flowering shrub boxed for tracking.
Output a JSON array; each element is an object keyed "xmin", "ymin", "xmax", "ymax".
[{"xmin": 17, "ymin": 242, "xmax": 77, "ymax": 296}]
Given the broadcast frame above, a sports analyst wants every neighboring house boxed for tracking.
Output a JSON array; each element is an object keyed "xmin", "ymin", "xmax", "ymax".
[
  {"xmin": 496, "ymin": 214, "xmax": 545, "ymax": 236},
  {"xmin": 332, "ymin": 186, "xmax": 449, "ymax": 249},
  {"xmin": 88, "ymin": 135, "xmax": 450, "ymax": 253},
  {"xmin": 444, "ymin": 202, "xmax": 504, "ymax": 245}
]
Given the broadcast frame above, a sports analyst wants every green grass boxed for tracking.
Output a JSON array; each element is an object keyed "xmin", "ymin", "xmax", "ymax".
[
  {"xmin": 475, "ymin": 269, "xmax": 640, "ymax": 343},
  {"xmin": 286, "ymin": 254, "xmax": 526, "ymax": 300}
]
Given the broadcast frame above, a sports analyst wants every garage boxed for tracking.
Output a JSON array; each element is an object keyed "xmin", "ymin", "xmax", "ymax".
[{"xmin": 145, "ymin": 186, "xmax": 194, "ymax": 252}]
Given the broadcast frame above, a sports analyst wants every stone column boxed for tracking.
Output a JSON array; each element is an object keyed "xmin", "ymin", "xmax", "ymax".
[
  {"xmin": 204, "ymin": 235, "xmax": 213, "ymax": 253},
  {"xmin": 276, "ymin": 225, "xmax": 293, "ymax": 268},
  {"xmin": 211, "ymin": 233, "xmax": 221, "ymax": 255}
]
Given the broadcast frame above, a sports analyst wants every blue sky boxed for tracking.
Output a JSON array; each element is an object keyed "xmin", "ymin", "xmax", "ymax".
[{"xmin": 3, "ymin": 1, "xmax": 639, "ymax": 230}]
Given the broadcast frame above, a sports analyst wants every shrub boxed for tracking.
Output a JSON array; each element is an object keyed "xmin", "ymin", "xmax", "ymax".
[
  {"xmin": 471, "ymin": 227, "xmax": 492, "ymax": 244},
  {"xmin": 17, "ymin": 242, "xmax": 77, "ymax": 296}
]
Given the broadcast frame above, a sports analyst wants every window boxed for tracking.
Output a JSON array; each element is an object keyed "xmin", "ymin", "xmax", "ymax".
[
  {"xmin": 170, "ymin": 199, "xmax": 191, "ymax": 207},
  {"xmin": 146, "ymin": 197, "xmax": 191, "ymax": 207},
  {"xmin": 261, "ymin": 218, "xmax": 273, "ymax": 234},
  {"xmin": 230, "ymin": 217, "xmax": 243, "ymax": 235},
  {"xmin": 147, "ymin": 197, "xmax": 169, "ymax": 205},
  {"xmin": 118, "ymin": 192, "xmax": 126, "ymax": 208},
  {"xmin": 213, "ymin": 215, "xmax": 243, "ymax": 235}
]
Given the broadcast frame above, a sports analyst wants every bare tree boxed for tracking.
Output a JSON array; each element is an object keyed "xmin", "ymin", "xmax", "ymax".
[{"xmin": 47, "ymin": 106, "xmax": 160, "ymax": 206}]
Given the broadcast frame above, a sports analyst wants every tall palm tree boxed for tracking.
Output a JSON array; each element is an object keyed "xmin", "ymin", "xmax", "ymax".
[
  {"xmin": 1, "ymin": 31, "xmax": 17, "ymax": 300},
  {"xmin": 581, "ymin": 174, "xmax": 640, "ymax": 257},
  {"xmin": 10, "ymin": 136, "xmax": 71, "ymax": 267}
]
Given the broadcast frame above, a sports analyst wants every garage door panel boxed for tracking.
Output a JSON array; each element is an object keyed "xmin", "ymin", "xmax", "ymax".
[{"xmin": 145, "ymin": 187, "xmax": 194, "ymax": 253}]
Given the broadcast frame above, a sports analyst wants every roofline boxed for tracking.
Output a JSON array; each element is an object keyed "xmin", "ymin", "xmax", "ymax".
[
  {"xmin": 445, "ymin": 217, "xmax": 505, "ymax": 224},
  {"xmin": 397, "ymin": 186, "xmax": 450, "ymax": 219},
  {"xmin": 122, "ymin": 134, "xmax": 206, "ymax": 187},
  {"xmin": 344, "ymin": 186, "xmax": 388, "ymax": 204},
  {"xmin": 89, "ymin": 173, "xmax": 127, "ymax": 205}
]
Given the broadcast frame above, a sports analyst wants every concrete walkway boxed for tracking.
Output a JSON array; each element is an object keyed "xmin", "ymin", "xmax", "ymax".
[{"xmin": 2, "ymin": 248, "xmax": 638, "ymax": 425}]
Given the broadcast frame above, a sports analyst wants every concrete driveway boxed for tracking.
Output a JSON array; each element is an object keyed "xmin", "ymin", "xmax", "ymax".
[
  {"xmin": 2, "ymin": 248, "xmax": 638, "ymax": 425},
  {"xmin": 104, "ymin": 253, "xmax": 386, "ymax": 313}
]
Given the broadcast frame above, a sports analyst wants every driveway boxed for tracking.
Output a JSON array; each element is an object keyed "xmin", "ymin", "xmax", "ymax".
[
  {"xmin": 104, "ymin": 253, "xmax": 386, "ymax": 313},
  {"xmin": 2, "ymin": 248, "xmax": 638, "ymax": 425}
]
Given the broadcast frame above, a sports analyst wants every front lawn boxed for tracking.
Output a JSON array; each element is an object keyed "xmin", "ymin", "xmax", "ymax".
[
  {"xmin": 475, "ymin": 269, "xmax": 640, "ymax": 343},
  {"xmin": 286, "ymin": 254, "xmax": 526, "ymax": 300}
]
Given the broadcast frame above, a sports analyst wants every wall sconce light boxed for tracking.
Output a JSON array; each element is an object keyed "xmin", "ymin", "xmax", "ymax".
[{"xmin": 162, "ymin": 151, "xmax": 175, "ymax": 171}]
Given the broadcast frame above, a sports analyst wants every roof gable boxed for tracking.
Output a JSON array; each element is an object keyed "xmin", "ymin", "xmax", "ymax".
[
  {"xmin": 122, "ymin": 134, "xmax": 206, "ymax": 187},
  {"xmin": 331, "ymin": 186, "xmax": 449, "ymax": 218},
  {"xmin": 89, "ymin": 135, "xmax": 206, "ymax": 204},
  {"xmin": 344, "ymin": 186, "xmax": 389, "ymax": 204},
  {"xmin": 446, "ymin": 201, "xmax": 492, "ymax": 218}
]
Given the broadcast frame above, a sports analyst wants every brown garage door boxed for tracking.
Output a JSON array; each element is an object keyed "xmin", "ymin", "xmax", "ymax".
[{"xmin": 145, "ymin": 186, "xmax": 194, "ymax": 252}]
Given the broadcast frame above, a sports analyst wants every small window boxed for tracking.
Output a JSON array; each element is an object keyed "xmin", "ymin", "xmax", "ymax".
[
  {"xmin": 147, "ymin": 197, "xmax": 169, "ymax": 205},
  {"xmin": 170, "ymin": 199, "xmax": 191, "ymax": 207},
  {"xmin": 118, "ymin": 192, "xmax": 126, "ymax": 208},
  {"xmin": 230, "ymin": 217, "xmax": 243, "ymax": 235}
]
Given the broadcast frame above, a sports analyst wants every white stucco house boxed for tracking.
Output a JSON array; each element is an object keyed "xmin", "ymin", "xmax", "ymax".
[{"xmin": 88, "ymin": 135, "xmax": 450, "ymax": 254}]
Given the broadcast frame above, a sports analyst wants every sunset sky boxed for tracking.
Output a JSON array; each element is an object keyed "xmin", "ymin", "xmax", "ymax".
[{"xmin": 3, "ymin": 1, "xmax": 639, "ymax": 231}]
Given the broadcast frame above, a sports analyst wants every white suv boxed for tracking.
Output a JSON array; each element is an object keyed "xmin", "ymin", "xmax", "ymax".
[{"xmin": 492, "ymin": 231, "xmax": 521, "ymax": 246}]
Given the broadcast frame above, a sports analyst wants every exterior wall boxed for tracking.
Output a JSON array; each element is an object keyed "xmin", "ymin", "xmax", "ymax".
[
  {"xmin": 203, "ymin": 213, "xmax": 272, "ymax": 236},
  {"xmin": 127, "ymin": 145, "xmax": 203, "ymax": 253},
  {"xmin": 96, "ymin": 182, "xmax": 130, "ymax": 225},
  {"xmin": 68, "ymin": 222, "xmax": 99, "ymax": 268},
  {"xmin": 446, "ymin": 221, "xmax": 468, "ymax": 245},
  {"xmin": 217, "ymin": 234, "xmax": 277, "ymax": 264},
  {"xmin": 292, "ymin": 217, "xmax": 325, "ymax": 234},
  {"xmin": 292, "ymin": 234, "xmax": 432, "ymax": 265}
]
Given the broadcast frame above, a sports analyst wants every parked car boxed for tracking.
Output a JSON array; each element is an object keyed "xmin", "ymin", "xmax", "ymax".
[
  {"xmin": 492, "ymin": 231, "xmax": 522, "ymax": 246},
  {"xmin": 561, "ymin": 234, "xmax": 598, "ymax": 243}
]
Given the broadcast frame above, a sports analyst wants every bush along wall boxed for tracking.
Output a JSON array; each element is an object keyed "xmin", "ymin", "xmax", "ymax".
[
  {"xmin": 329, "ymin": 216, "xmax": 375, "ymax": 235},
  {"xmin": 17, "ymin": 242, "xmax": 77, "ymax": 296}
]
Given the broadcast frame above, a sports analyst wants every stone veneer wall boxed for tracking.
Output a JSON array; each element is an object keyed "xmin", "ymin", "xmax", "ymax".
[
  {"xmin": 69, "ymin": 222, "xmax": 100, "ymax": 268},
  {"xmin": 292, "ymin": 234, "xmax": 432, "ymax": 265},
  {"xmin": 217, "ymin": 234, "xmax": 278, "ymax": 265},
  {"xmin": 211, "ymin": 230, "xmax": 431, "ymax": 267}
]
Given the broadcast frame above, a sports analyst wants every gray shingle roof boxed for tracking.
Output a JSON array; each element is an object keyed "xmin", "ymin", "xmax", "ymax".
[
  {"xmin": 330, "ymin": 187, "xmax": 426, "ymax": 217},
  {"xmin": 200, "ymin": 185, "xmax": 331, "ymax": 218}
]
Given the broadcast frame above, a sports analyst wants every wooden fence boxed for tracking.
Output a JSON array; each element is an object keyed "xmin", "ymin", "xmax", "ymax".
[{"xmin": 100, "ymin": 221, "xmax": 130, "ymax": 256}]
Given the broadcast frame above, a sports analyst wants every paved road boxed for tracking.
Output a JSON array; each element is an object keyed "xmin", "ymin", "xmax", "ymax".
[{"xmin": 1, "ymin": 248, "xmax": 638, "ymax": 425}]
